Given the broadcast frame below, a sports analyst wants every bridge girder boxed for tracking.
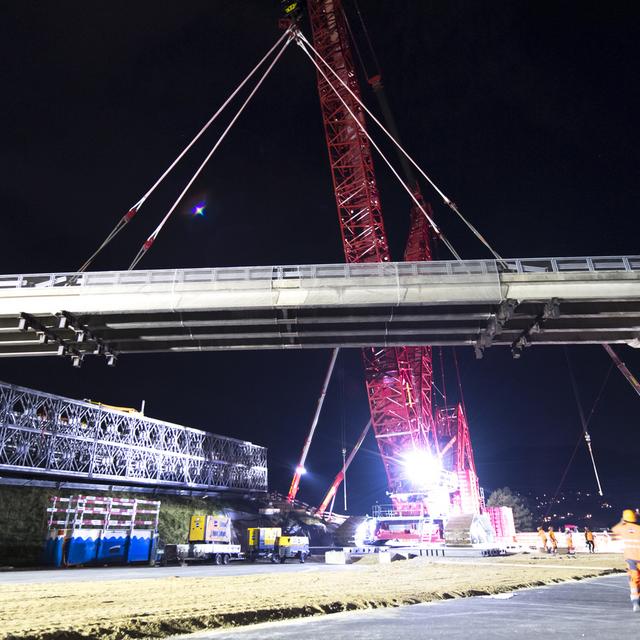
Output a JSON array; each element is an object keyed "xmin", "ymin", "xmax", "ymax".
[{"xmin": 0, "ymin": 257, "xmax": 638, "ymax": 362}]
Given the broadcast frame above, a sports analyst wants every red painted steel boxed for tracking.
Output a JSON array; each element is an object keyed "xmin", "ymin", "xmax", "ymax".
[
  {"xmin": 434, "ymin": 403, "xmax": 482, "ymax": 515},
  {"xmin": 308, "ymin": 0, "xmax": 389, "ymax": 265},
  {"xmin": 403, "ymin": 192, "xmax": 436, "ymax": 455},
  {"xmin": 308, "ymin": 0, "xmax": 481, "ymax": 513},
  {"xmin": 308, "ymin": 0, "xmax": 425, "ymax": 495}
]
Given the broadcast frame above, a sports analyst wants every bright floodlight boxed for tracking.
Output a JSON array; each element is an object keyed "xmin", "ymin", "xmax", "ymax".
[
  {"xmin": 402, "ymin": 449, "xmax": 442, "ymax": 488},
  {"xmin": 296, "ymin": 465, "xmax": 307, "ymax": 475}
]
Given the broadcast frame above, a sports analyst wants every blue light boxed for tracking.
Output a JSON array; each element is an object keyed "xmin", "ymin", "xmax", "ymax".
[{"xmin": 192, "ymin": 201, "xmax": 206, "ymax": 217}]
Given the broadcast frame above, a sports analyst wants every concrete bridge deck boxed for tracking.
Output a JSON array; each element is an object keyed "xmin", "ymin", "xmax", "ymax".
[{"xmin": 0, "ymin": 256, "xmax": 638, "ymax": 362}]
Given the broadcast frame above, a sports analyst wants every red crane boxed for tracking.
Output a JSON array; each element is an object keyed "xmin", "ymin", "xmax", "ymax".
[
  {"xmin": 280, "ymin": 0, "xmax": 482, "ymax": 519},
  {"xmin": 306, "ymin": 0, "xmax": 430, "ymax": 503}
]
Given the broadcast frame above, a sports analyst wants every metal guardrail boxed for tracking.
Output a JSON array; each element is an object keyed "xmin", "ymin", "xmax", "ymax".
[
  {"xmin": 0, "ymin": 256, "xmax": 637, "ymax": 291},
  {"xmin": 503, "ymin": 256, "xmax": 639, "ymax": 274}
]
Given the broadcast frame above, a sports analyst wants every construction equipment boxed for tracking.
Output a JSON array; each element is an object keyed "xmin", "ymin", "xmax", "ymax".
[
  {"xmin": 245, "ymin": 527, "xmax": 309, "ymax": 563},
  {"xmin": 287, "ymin": 348, "xmax": 340, "ymax": 503},
  {"xmin": 172, "ymin": 515, "xmax": 242, "ymax": 565},
  {"xmin": 275, "ymin": 535, "xmax": 310, "ymax": 563},
  {"xmin": 84, "ymin": 399, "xmax": 142, "ymax": 415},
  {"xmin": 443, "ymin": 513, "xmax": 495, "ymax": 547},
  {"xmin": 0, "ymin": 380, "xmax": 268, "ymax": 493},
  {"xmin": 300, "ymin": 0, "xmax": 484, "ymax": 533},
  {"xmin": 317, "ymin": 419, "xmax": 371, "ymax": 517},
  {"xmin": 603, "ymin": 344, "xmax": 640, "ymax": 397}
]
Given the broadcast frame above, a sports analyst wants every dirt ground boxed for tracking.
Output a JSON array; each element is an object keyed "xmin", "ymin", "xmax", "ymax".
[{"xmin": 0, "ymin": 553, "xmax": 624, "ymax": 640}]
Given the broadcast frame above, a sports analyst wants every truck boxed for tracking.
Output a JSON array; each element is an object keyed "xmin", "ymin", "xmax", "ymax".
[{"xmin": 246, "ymin": 527, "xmax": 310, "ymax": 563}]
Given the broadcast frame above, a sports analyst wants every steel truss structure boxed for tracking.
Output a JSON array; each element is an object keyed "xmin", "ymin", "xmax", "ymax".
[
  {"xmin": 0, "ymin": 381, "xmax": 267, "ymax": 492},
  {"xmin": 308, "ymin": 0, "xmax": 483, "ymax": 512},
  {"xmin": 309, "ymin": 0, "xmax": 425, "ymax": 495}
]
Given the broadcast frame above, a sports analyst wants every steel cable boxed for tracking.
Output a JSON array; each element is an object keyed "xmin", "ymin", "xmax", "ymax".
[
  {"xmin": 296, "ymin": 36, "xmax": 463, "ymax": 262},
  {"xmin": 78, "ymin": 27, "xmax": 293, "ymax": 272},
  {"xmin": 297, "ymin": 31, "xmax": 504, "ymax": 265},
  {"xmin": 129, "ymin": 33, "xmax": 294, "ymax": 270}
]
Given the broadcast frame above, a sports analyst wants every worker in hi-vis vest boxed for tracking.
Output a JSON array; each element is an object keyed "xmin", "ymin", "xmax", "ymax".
[
  {"xmin": 584, "ymin": 527, "xmax": 595, "ymax": 553},
  {"xmin": 537, "ymin": 527, "xmax": 547, "ymax": 553},
  {"xmin": 611, "ymin": 509, "xmax": 640, "ymax": 612}
]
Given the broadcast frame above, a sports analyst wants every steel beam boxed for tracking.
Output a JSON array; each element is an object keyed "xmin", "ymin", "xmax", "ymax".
[
  {"xmin": 0, "ymin": 257, "xmax": 637, "ymax": 359},
  {"xmin": 0, "ymin": 381, "xmax": 267, "ymax": 491}
]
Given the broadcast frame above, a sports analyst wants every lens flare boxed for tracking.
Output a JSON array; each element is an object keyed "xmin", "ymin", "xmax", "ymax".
[
  {"xmin": 402, "ymin": 449, "xmax": 442, "ymax": 488},
  {"xmin": 192, "ymin": 202, "xmax": 206, "ymax": 217}
]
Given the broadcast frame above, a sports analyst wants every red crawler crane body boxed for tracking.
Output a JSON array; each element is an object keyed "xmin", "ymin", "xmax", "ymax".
[{"xmin": 307, "ymin": 0, "xmax": 481, "ymax": 517}]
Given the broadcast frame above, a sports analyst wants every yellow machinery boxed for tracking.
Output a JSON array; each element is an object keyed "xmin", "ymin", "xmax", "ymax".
[
  {"xmin": 168, "ymin": 515, "xmax": 240, "ymax": 565},
  {"xmin": 189, "ymin": 515, "xmax": 231, "ymax": 544},
  {"xmin": 167, "ymin": 521, "xmax": 309, "ymax": 565},
  {"xmin": 276, "ymin": 535, "xmax": 310, "ymax": 563},
  {"xmin": 85, "ymin": 399, "xmax": 142, "ymax": 415},
  {"xmin": 246, "ymin": 527, "xmax": 309, "ymax": 563}
]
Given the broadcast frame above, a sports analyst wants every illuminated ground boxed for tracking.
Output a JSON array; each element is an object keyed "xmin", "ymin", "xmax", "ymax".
[
  {"xmin": 0, "ymin": 561, "xmax": 344, "ymax": 584},
  {"xmin": 173, "ymin": 574, "xmax": 630, "ymax": 639},
  {"xmin": 0, "ymin": 553, "xmax": 624, "ymax": 640}
]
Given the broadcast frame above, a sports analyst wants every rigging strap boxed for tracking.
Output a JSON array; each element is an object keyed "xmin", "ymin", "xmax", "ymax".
[
  {"xmin": 297, "ymin": 30, "xmax": 504, "ymax": 265},
  {"xmin": 129, "ymin": 33, "xmax": 294, "ymax": 270},
  {"xmin": 79, "ymin": 27, "xmax": 293, "ymax": 272}
]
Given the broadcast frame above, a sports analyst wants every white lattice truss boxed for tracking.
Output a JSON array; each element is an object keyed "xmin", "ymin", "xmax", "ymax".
[{"xmin": 0, "ymin": 381, "xmax": 267, "ymax": 492}]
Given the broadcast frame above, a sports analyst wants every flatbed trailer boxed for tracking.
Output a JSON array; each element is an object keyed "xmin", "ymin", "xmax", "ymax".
[{"xmin": 174, "ymin": 542, "xmax": 243, "ymax": 565}]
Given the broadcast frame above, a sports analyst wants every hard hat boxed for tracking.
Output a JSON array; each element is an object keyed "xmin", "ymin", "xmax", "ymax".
[{"xmin": 623, "ymin": 509, "xmax": 637, "ymax": 523}]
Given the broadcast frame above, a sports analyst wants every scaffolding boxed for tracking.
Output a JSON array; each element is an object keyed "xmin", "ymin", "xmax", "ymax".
[{"xmin": 0, "ymin": 381, "xmax": 267, "ymax": 492}]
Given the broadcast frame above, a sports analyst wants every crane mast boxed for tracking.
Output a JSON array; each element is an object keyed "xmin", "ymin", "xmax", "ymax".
[
  {"xmin": 403, "ymin": 195, "xmax": 435, "ymax": 447},
  {"xmin": 304, "ymin": 0, "xmax": 481, "ymax": 516},
  {"xmin": 307, "ymin": 0, "xmax": 389, "ymax": 264},
  {"xmin": 307, "ymin": 0, "xmax": 432, "ymax": 501}
]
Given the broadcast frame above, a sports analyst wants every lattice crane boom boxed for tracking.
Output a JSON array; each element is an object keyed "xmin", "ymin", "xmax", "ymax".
[
  {"xmin": 304, "ymin": 0, "xmax": 482, "ymax": 515},
  {"xmin": 307, "ymin": 0, "xmax": 427, "ymax": 494}
]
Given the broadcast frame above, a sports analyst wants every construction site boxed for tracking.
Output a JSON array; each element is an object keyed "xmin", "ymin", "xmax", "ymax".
[{"xmin": 0, "ymin": 0, "xmax": 639, "ymax": 638}]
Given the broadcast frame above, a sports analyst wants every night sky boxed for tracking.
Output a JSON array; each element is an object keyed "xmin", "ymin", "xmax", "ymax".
[{"xmin": 1, "ymin": 1, "xmax": 638, "ymax": 513}]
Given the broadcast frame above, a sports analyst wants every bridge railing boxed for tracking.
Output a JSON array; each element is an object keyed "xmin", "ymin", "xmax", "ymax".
[
  {"xmin": 0, "ymin": 256, "xmax": 637, "ymax": 290},
  {"xmin": 502, "ymin": 256, "xmax": 639, "ymax": 274}
]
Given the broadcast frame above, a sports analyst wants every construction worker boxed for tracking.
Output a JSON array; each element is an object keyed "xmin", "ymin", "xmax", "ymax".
[
  {"xmin": 565, "ymin": 528, "xmax": 575, "ymax": 555},
  {"xmin": 548, "ymin": 526, "xmax": 558, "ymax": 554},
  {"xmin": 611, "ymin": 510, "xmax": 640, "ymax": 612},
  {"xmin": 537, "ymin": 526, "xmax": 548, "ymax": 553},
  {"xmin": 585, "ymin": 527, "xmax": 595, "ymax": 553}
]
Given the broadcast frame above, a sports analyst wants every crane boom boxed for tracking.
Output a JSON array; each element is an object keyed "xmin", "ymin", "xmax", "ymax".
[
  {"xmin": 307, "ymin": 0, "xmax": 389, "ymax": 264},
  {"xmin": 287, "ymin": 348, "xmax": 340, "ymax": 503},
  {"xmin": 308, "ymin": 0, "xmax": 428, "ymax": 496},
  {"xmin": 306, "ymin": 0, "xmax": 481, "ymax": 517},
  {"xmin": 317, "ymin": 419, "xmax": 371, "ymax": 517}
]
